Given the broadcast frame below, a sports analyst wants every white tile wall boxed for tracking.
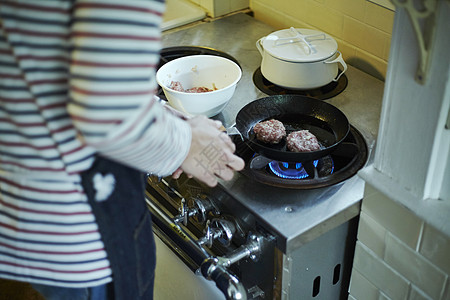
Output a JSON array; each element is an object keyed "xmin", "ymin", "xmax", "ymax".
[
  {"xmin": 409, "ymin": 285, "xmax": 434, "ymax": 300},
  {"xmin": 419, "ymin": 224, "xmax": 450, "ymax": 275},
  {"xmin": 349, "ymin": 268, "xmax": 380, "ymax": 300},
  {"xmin": 379, "ymin": 292, "xmax": 391, "ymax": 300},
  {"xmin": 357, "ymin": 211, "xmax": 387, "ymax": 258},
  {"xmin": 352, "ymin": 242, "xmax": 410, "ymax": 299},
  {"xmin": 384, "ymin": 233, "xmax": 446, "ymax": 299},
  {"xmin": 362, "ymin": 184, "xmax": 424, "ymax": 249},
  {"xmin": 443, "ymin": 279, "xmax": 449, "ymax": 300},
  {"xmin": 349, "ymin": 183, "xmax": 450, "ymax": 300}
]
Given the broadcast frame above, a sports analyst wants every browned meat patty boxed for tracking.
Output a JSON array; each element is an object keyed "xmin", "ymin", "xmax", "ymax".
[
  {"xmin": 169, "ymin": 81, "xmax": 215, "ymax": 93},
  {"xmin": 253, "ymin": 119, "xmax": 286, "ymax": 144},
  {"xmin": 286, "ymin": 130, "xmax": 321, "ymax": 152}
]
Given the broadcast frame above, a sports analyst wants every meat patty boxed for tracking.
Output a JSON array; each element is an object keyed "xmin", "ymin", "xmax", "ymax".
[
  {"xmin": 253, "ymin": 119, "xmax": 286, "ymax": 144},
  {"xmin": 286, "ymin": 130, "xmax": 321, "ymax": 152}
]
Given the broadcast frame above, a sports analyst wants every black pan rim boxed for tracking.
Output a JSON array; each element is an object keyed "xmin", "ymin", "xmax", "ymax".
[{"xmin": 234, "ymin": 95, "xmax": 350, "ymax": 162}]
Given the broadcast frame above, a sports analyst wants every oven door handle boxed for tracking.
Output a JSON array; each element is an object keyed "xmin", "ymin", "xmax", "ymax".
[
  {"xmin": 200, "ymin": 258, "xmax": 247, "ymax": 300},
  {"xmin": 200, "ymin": 234, "xmax": 267, "ymax": 300}
]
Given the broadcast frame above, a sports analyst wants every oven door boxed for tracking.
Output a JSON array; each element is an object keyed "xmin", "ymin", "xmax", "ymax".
[{"xmin": 153, "ymin": 234, "xmax": 226, "ymax": 299}]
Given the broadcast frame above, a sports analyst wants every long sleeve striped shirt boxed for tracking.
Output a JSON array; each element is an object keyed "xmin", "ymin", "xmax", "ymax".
[{"xmin": 0, "ymin": 0, "xmax": 191, "ymax": 287}]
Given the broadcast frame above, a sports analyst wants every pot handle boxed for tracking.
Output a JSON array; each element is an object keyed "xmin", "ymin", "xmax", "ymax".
[
  {"xmin": 324, "ymin": 51, "xmax": 348, "ymax": 82},
  {"xmin": 256, "ymin": 37, "xmax": 265, "ymax": 56}
]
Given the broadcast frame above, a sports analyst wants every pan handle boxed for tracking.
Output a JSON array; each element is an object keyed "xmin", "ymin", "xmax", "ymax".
[
  {"xmin": 324, "ymin": 51, "xmax": 348, "ymax": 82},
  {"xmin": 225, "ymin": 123, "xmax": 244, "ymax": 140}
]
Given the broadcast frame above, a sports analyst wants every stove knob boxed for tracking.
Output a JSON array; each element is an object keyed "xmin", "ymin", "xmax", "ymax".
[
  {"xmin": 190, "ymin": 196, "xmax": 216, "ymax": 224},
  {"xmin": 211, "ymin": 218, "xmax": 236, "ymax": 247}
]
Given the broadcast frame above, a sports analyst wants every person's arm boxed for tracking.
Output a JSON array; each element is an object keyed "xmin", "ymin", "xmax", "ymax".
[
  {"xmin": 67, "ymin": 0, "xmax": 191, "ymax": 176},
  {"xmin": 67, "ymin": 0, "xmax": 244, "ymax": 185}
]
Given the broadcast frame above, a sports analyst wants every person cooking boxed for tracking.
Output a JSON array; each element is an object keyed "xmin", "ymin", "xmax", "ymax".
[{"xmin": 0, "ymin": 0, "xmax": 244, "ymax": 299}]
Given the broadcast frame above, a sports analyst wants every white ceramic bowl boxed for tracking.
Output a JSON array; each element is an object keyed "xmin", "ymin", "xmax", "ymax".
[{"xmin": 156, "ymin": 55, "xmax": 242, "ymax": 117}]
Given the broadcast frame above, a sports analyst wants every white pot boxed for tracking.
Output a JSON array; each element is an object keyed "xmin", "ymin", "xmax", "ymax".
[{"xmin": 256, "ymin": 27, "xmax": 347, "ymax": 90}]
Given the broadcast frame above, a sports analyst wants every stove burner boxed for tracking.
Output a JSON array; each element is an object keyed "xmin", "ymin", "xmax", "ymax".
[
  {"xmin": 252, "ymin": 67, "xmax": 348, "ymax": 100},
  {"xmin": 268, "ymin": 160, "xmax": 321, "ymax": 179},
  {"xmin": 157, "ymin": 46, "xmax": 241, "ymax": 100},
  {"xmin": 234, "ymin": 125, "xmax": 367, "ymax": 189}
]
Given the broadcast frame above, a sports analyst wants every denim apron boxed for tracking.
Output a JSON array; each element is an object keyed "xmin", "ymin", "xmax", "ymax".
[{"xmin": 81, "ymin": 156, "xmax": 156, "ymax": 299}]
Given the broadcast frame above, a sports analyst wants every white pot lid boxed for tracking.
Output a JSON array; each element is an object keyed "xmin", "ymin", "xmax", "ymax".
[{"xmin": 261, "ymin": 27, "xmax": 338, "ymax": 63}]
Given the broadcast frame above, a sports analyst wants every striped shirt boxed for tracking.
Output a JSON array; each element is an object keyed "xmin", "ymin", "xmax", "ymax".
[{"xmin": 0, "ymin": 0, "xmax": 191, "ymax": 287}]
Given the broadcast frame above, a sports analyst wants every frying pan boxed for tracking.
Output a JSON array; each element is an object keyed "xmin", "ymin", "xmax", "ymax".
[{"xmin": 234, "ymin": 95, "xmax": 350, "ymax": 162}]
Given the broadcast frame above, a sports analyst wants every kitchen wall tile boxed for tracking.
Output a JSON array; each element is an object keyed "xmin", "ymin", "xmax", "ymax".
[
  {"xmin": 336, "ymin": 39, "xmax": 357, "ymax": 61},
  {"xmin": 214, "ymin": 0, "xmax": 230, "ymax": 17},
  {"xmin": 251, "ymin": 2, "xmax": 282, "ymax": 28},
  {"xmin": 252, "ymin": 1, "xmax": 311, "ymax": 31},
  {"xmin": 260, "ymin": 0, "xmax": 309, "ymax": 27},
  {"xmin": 353, "ymin": 48, "xmax": 387, "ymax": 80},
  {"xmin": 443, "ymin": 278, "xmax": 449, "ymax": 300},
  {"xmin": 230, "ymin": 0, "xmax": 249, "ymax": 11},
  {"xmin": 364, "ymin": 183, "xmax": 379, "ymax": 197},
  {"xmin": 349, "ymin": 268, "xmax": 380, "ymax": 300},
  {"xmin": 342, "ymin": 16, "xmax": 366, "ymax": 49},
  {"xmin": 409, "ymin": 285, "xmax": 433, "ymax": 300},
  {"xmin": 361, "ymin": 185, "xmax": 423, "ymax": 249},
  {"xmin": 383, "ymin": 37, "xmax": 391, "ymax": 62},
  {"xmin": 326, "ymin": 0, "xmax": 366, "ymax": 23},
  {"xmin": 379, "ymin": 291, "xmax": 391, "ymax": 300},
  {"xmin": 353, "ymin": 241, "xmax": 410, "ymax": 299},
  {"xmin": 343, "ymin": 16, "xmax": 388, "ymax": 59},
  {"xmin": 200, "ymin": 0, "xmax": 214, "ymax": 15},
  {"xmin": 283, "ymin": 0, "xmax": 309, "ymax": 23},
  {"xmin": 365, "ymin": 1, "xmax": 394, "ymax": 34},
  {"xmin": 304, "ymin": 0, "xmax": 344, "ymax": 38},
  {"xmin": 385, "ymin": 233, "xmax": 446, "ymax": 300},
  {"xmin": 365, "ymin": 28, "xmax": 390, "ymax": 58},
  {"xmin": 357, "ymin": 211, "xmax": 387, "ymax": 258},
  {"xmin": 252, "ymin": 2, "xmax": 293, "ymax": 30},
  {"xmin": 419, "ymin": 223, "xmax": 450, "ymax": 275}
]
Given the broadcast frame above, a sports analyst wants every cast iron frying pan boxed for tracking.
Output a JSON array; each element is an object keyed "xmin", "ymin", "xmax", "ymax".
[{"xmin": 234, "ymin": 95, "xmax": 350, "ymax": 162}]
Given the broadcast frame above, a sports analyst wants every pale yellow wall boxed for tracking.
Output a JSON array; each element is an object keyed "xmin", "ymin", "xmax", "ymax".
[
  {"xmin": 190, "ymin": 0, "xmax": 249, "ymax": 18},
  {"xmin": 249, "ymin": 0, "xmax": 395, "ymax": 81}
]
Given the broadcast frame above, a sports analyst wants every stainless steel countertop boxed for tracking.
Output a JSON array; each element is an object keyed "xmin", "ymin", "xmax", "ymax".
[{"xmin": 162, "ymin": 13, "xmax": 385, "ymax": 253}]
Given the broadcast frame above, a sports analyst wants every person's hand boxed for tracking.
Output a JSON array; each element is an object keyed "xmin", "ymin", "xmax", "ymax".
[{"xmin": 173, "ymin": 116, "xmax": 245, "ymax": 187}]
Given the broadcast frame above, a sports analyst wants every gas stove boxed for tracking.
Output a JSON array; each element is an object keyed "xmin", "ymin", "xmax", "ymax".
[
  {"xmin": 156, "ymin": 44, "xmax": 368, "ymax": 190},
  {"xmin": 236, "ymin": 125, "xmax": 367, "ymax": 189},
  {"xmin": 147, "ymin": 12, "xmax": 384, "ymax": 300}
]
